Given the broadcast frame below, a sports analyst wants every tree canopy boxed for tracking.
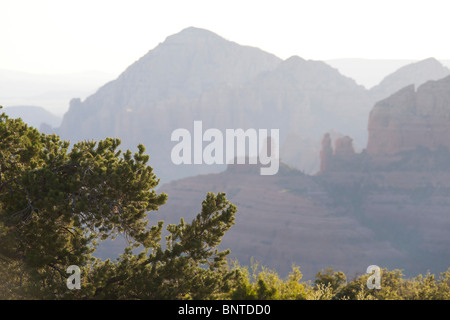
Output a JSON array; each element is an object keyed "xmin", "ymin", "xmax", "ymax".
[{"xmin": 0, "ymin": 108, "xmax": 237, "ymax": 299}]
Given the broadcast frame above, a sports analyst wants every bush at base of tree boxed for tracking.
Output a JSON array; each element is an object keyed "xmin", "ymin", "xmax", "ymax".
[{"xmin": 225, "ymin": 262, "xmax": 450, "ymax": 300}]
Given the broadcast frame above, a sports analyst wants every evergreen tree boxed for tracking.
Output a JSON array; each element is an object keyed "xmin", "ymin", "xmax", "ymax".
[{"xmin": 0, "ymin": 108, "xmax": 237, "ymax": 299}]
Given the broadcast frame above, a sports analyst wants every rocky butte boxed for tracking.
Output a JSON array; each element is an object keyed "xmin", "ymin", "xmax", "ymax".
[
  {"xmin": 367, "ymin": 76, "xmax": 450, "ymax": 155},
  {"xmin": 316, "ymin": 75, "xmax": 450, "ymax": 277}
]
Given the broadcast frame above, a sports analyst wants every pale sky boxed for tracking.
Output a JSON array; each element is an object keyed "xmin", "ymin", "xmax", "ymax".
[{"xmin": 1, "ymin": 0, "xmax": 450, "ymax": 75}]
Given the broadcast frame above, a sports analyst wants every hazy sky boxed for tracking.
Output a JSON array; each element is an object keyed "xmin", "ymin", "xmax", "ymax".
[{"xmin": 1, "ymin": 0, "xmax": 450, "ymax": 75}]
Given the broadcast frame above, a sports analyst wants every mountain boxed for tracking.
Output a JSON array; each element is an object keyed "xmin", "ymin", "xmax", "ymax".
[
  {"xmin": 370, "ymin": 58, "xmax": 450, "ymax": 103},
  {"xmin": 241, "ymin": 56, "xmax": 371, "ymax": 141},
  {"xmin": 167, "ymin": 55, "xmax": 372, "ymax": 172},
  {"xmin": 57, "ymin": 27, "xmax": 374, "ymax": 181},
  {"xmin": 149, "ymin": 76, "xmax": 450, "ymax": 279},
  {"xmin": 326, "ymin": 58, "xmax": 450, "ymax": 90},
  {"xmin": 367, "ymin": 75, "xmax": 450, "ymax": 155},
  {"xmin": 317, "ymin": 76, "xmax": 450, "ymax": 277},
  {"xmin": 0, "ymin": 69, "xmax": 113, "ymax": 116},
  {"xmin": 1, "ymin": 105, "xmax": 61, "ymax": 130},
  {"xmin": 58, "ymin": 27, "xmax": 282, "ymax": 138},
  {"xmin": 57, "ymin": 27, "xmax": 283, "ymax": 181},
  {"xmin": 56, "ymin": 28, "xmax": 450, "ymax": 180},
  {"xmin": 326, "ymin": 58, "xmax": 416, "ymax": 89},
  {"xmin": 222, "ymin": 57, "xmax": 450, "ymax": 174},
  {"xmin": 61, "ymin": 28, "xmax": 450, "ymax": 279}
]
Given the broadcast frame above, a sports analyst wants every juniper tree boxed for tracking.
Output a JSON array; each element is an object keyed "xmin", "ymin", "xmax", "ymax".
[{"xmin": 0, "ymin": 108, "xmax": 237, "ymax": 299}]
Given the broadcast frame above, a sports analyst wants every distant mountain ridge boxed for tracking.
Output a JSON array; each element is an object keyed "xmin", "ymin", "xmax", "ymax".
[
  {"xmin": 370, "ymin": 58, "xmax": 450, "ymax": 103},
  {"xmin": 0, "ymin": 69, "xmax": 113, "ymax": 116},
  {"xmin": 59, "ymin": 27, "xmax": 281, "ymax": 136},
  {"xmin": 56, "ymin": 27, "xmax": 368, "ymax": 181},
  {"xmin": 326, "ymin": 58, "xmax": 450, "ymax": 89},
  {"xmin": 1, "ymin": 105, "xmax": 61, "ymax": 130},
  {"xmin": 56, "ymin": 27, "xmax": 450, "ymax": 181}
]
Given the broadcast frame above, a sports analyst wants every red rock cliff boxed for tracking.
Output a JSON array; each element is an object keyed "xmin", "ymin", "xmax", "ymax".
[{"xmin": 367, "ymin": 76, "xmax": 450, "ymax": 155}]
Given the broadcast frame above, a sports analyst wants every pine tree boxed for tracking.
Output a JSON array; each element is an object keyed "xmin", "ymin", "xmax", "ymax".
[{"xmin": 0, "ymin": 107, "xmax": 237, "ymax": 299}]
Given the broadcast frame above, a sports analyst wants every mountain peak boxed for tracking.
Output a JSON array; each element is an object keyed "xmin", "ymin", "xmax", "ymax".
[
  {"xmin": 401, "ymin": 57, "xmax": 448, "ymax": 72},
  {"xmin": 106, "ymin": 27, "xmax": 281, "ymax": 101},
  {"xmin": 388, "ymin": 57, "xmax": 447, "ymax": 72},
  {"xmin": 163, "ymin": 26, "xmax": 227, "ymax": 45},
  {"xmin": 417, "ymin": 57, "xmax": 441, "ymax": 65},
  {"xmin": 370, "ymin": 58, "xmax": 450, "ymax": 102},
  {"xmin": 284, "ymin": 55, "xmax": 307, "ymax": 64},
  {"xmin": 178, "ymin": 26, "xmax": 219, "ymax": 35}
]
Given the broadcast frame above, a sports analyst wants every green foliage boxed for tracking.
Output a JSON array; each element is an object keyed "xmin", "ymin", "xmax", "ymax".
[
  {"xmin": 229, "ymin": 260, "xmax": 307, "ymax": 300},
  {"xmin": 314, "ymin": 267, "xmax": 347, "ymax": 293},
  {"xmin": 0, "ymin": 108, "xmax": 237, "ymax": 299},
  {"xmin": 73, "ymin": 192, "xmax": 238, "ymax": 300},
  {"xmin": 226, "ymin": 262, "xmax": 450, "ymax": 300},
  {"xmin": 330, "ymin": 268, "xmax": 450, "ymax": 300}
]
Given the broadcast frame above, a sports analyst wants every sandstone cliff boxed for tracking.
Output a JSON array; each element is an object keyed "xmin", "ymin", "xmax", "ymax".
[{"xmin": 367, "ymin": 76, "xmax": 450, "ymax": 155}]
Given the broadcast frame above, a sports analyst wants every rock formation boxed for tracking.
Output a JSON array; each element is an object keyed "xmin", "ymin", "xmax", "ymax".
[
  {"xmin": 334, "ymin": 136, "xmax": 355, "ymax": 156},
  {"xmin": 367, "ymin": 76, "xmax": 450, "ymax": 155},
  {"xmin": 319, "ymin": 133, "xmax": 333, "ymax": 173}
]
